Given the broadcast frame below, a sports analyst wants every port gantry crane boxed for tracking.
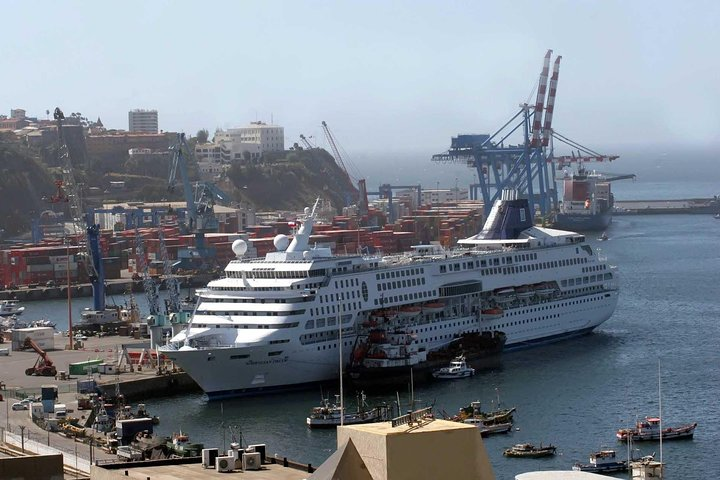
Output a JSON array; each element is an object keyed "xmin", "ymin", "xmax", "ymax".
[
  {"xmin": 54, "ymin": 107, "xmax": 107, "ymax": 320},
  {"xmin": 168, "ymin": 132, "xmax": 228, "ymax": 270},
  {"xmin": 320, "ymin": 121, "xmax": 361, "ymax": 207},
  {"xmin": 432, "ymin": 50, "xmax": 561, "ymax": 219}
]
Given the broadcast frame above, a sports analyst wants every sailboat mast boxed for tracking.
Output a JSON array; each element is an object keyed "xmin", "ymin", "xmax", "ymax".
[{"xmin": 658, "ymin": 360, "xmax": 662, "ymax": 466}]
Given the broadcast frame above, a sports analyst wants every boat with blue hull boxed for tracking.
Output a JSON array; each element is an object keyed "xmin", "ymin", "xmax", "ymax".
[{"xmin": 161, "ymin": 190, "xmax": 619, "ymax": 399}]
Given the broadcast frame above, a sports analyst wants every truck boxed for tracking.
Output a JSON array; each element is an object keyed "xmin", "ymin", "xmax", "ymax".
[{"xmin": 116, "ymin": 445, "xmax": 143, "ymax": 461}]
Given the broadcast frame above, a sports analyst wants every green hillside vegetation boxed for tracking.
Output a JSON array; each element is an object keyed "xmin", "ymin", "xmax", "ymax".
[
  {"xmin": 227, "ymin": 148, "xmax": 359, "ymax": 211},
  {"xmin": 0, "ymin": 141, "xmax": 55, "ymax": 235}
]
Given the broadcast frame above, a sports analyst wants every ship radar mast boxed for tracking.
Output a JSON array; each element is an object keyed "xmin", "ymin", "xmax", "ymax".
[{"xmin": 286, "ymin": 198, "xmax": 320, "ymax": 253}]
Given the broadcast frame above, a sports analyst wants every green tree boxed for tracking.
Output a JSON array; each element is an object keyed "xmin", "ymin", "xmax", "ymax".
[{"xmin": 196, "ymin": 129, "xmax": 210, "ymax": 145}]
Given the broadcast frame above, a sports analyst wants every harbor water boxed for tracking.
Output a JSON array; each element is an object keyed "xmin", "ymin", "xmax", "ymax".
[{"xmin": 21, "ymin": 212, "xmax": 720, "ymax": 478}]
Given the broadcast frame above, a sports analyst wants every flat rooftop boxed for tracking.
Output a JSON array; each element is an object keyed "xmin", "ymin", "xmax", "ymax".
[{"xmin": 94, "ymin": 460, "xmax": 312, "ymax": 480}]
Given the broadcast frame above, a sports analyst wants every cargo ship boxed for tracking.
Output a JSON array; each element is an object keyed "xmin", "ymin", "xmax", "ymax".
[{"xmin": 554, "ymin": 166, "xmax": 614, "ymax": 231}]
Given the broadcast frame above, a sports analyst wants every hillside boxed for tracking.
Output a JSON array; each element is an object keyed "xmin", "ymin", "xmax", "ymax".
[
  {"xmin": 226, "ymin": 148, "xmax": 359, "ymax": 212},
  {"xmin": 0, "ymin": 140, "xmax": 358, "ymax": 238},
  {"xmin": 0, "ymin": 141, "xmax": 55, "ymax": 236}
]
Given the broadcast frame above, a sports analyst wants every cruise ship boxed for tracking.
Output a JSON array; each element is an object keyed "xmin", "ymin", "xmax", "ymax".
[{"xmin": 160, "ymin": 191, "xmax": 619, "ymax": 399}]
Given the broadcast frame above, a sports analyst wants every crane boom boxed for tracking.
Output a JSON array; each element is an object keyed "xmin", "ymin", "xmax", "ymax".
[
  {"xmin": 531, "ymin": 49, "xmax": 553, "ymax": 148},
  {"xmin": 299, "ymin": 134, "xmax": 315, "ymax": 149},
  {"xmin": 541, "ymin": 56, "xmax": 562, "ymax": 147},
  {"xmin": 54, "ymin": 108, "xmax": 98, "ymax": 280},
  {"xmin": 321, "ymin": 121, "xmax": 351, "ymax": 180},
  {"xmin": 135, "ymin": 227, "xmax": 160, "ymax": 316},
  {"xmin": 159, "ymin": 227, "xmax": 181, "ymax": 315}
]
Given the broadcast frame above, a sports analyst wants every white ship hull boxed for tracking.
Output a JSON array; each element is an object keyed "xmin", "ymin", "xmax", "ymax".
[{"xmin": 163, "ymin": 292, "xmax": 618, "ymax": 399}]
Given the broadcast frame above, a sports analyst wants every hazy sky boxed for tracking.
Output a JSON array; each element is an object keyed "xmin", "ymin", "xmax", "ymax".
[{"xmin": 3, "ymin": 0, "xmax": 719, "ymax": 157}]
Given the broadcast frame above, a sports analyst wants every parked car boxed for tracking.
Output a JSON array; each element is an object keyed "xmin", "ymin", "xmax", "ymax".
[{"xmin": 11, "ymin": 402, "xmax": 28, "ymax": 411}]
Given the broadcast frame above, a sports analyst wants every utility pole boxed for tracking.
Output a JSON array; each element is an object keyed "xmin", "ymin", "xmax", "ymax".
[{"xmin": 19, "ymin": 425, "xmax": 25, "ymax": 452}]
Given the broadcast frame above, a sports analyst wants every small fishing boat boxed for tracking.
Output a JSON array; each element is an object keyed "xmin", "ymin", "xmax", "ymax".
[
  {"xmin": 598, "ymin": 232, "xmax": 609, "ymax": 241},
  {"xmin": 616, "ymin": 417, "xmax": 697, "ymax": 441},
  {"xmin": 503, "ymin": 443, "xmax": 556, "ymax": 458},
  {"xmin": 306, "ymin": 393, "xmax": 389, "ymax": 428},
  {"xmin": 462, "ymin": 417, "xmax": 513, "ymax": 437},
  {"xmin": 572, "ymin": 448, "xmax": 633, "ymax": 474},
  {"xmin": 454, "ymin": 399, "xmax": 516, "ymax": 424},
  {"xmin": 432, "ymin": 355, "xmax": 475, "ymax": 379}
]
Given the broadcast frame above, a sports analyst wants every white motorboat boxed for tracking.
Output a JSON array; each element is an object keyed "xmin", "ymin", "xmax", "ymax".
[
  {"xmin": 0, "ymin": 299, "xmax": 25, "ymax": 317},
  {"xmin": 432, "ymin": 356, "xmax": 475, "ymax": 379}
]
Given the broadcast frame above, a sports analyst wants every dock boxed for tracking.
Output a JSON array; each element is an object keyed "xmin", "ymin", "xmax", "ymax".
[{"xmin": 614, "ymin": 197, "xmax": 720, "ymax": 215}]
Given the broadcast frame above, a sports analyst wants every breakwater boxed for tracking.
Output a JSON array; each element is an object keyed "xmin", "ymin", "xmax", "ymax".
[{"xmin": 614, "ymin": 197, "xmax": 719, "ymax": 215}]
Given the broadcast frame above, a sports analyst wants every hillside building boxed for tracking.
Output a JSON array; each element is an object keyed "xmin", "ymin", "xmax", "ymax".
[
  {"xmin": 128, "ymin": 109, "xmax": 159, "ymax": 133},
  {"xmin": 196, "ymin": 121, "xmax": 284, "ymax": 163}
]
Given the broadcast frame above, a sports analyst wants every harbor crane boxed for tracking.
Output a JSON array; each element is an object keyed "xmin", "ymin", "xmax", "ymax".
[
  {"xmin": 320, "ymin": 121, "xmax": 360, "ymax": 207},
  {"xmin": 23, "ymin": 337, "xmax": 57, "ymax": 377},
  {"xmin": 54, "ymin": 107, "xmax": 107, "ymax": 317},
  {"xmin": 168, "ymin": 133, "xmax": 228, "ymax": 269},
  {"xmin": 432, "ymin": 50, "xmax": 561, "ymax": 218},
  {"xmin": 299, "ymin": 134, "xmax": 316, "ymax": 149}
]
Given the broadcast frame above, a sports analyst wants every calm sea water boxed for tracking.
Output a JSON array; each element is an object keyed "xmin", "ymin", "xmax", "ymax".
[{"xmin": 24, "ymin": 185, "xmax": 719, "ymax": 478}]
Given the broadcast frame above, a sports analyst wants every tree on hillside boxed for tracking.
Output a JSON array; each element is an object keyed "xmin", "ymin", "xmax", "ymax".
[{"xmin": 196, "ymin": 129, "xmax": 210, "ymax": 145}]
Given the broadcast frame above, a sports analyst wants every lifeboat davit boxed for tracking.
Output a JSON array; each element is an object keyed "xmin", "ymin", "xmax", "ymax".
[
  {"xmin": 515, "ymin": 286, "xmax": 534, "ymax": 299},
  {"xmin": 493, "ymin": 288, "xmax": 516, "ymax": 303},
  {"xmin": 534, "ymin": 282, "xmax": 557, "ymax": 297}
]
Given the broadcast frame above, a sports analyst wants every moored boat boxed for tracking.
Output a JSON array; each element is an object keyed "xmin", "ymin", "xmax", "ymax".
[
  {"xmin": 503, "ymin": 443, "xmax": 556, "ymax": 458},
  {"xmin": 572, "ymin": 448, "xmax": 633, "ymax": 474},
  {"xmin": 431, "ymin": 355, "xmax": 475, "ymax": 379},
  {"xmin": 0, "ymin": 299, "xmax": 25, "ymax": 317},
  {"xmin": 616, "ymin": 417, "xmax": 697, "ymax": 441},
  {"xmin": 306, "ymin": 393, "xmax": 390, "ymax": 428},
  {"xmin": 453, "ymin": 400, "xmax": 516, "ymax": 425},
  {"xmin": 347, "ymin": 331, "xmax": 505, "ymax": 389}
]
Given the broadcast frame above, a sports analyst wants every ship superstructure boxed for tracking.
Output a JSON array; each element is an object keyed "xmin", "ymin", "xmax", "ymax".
[{"xmin": 161, "ymin": 192, "xmax": 619, "ymax": 399}]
